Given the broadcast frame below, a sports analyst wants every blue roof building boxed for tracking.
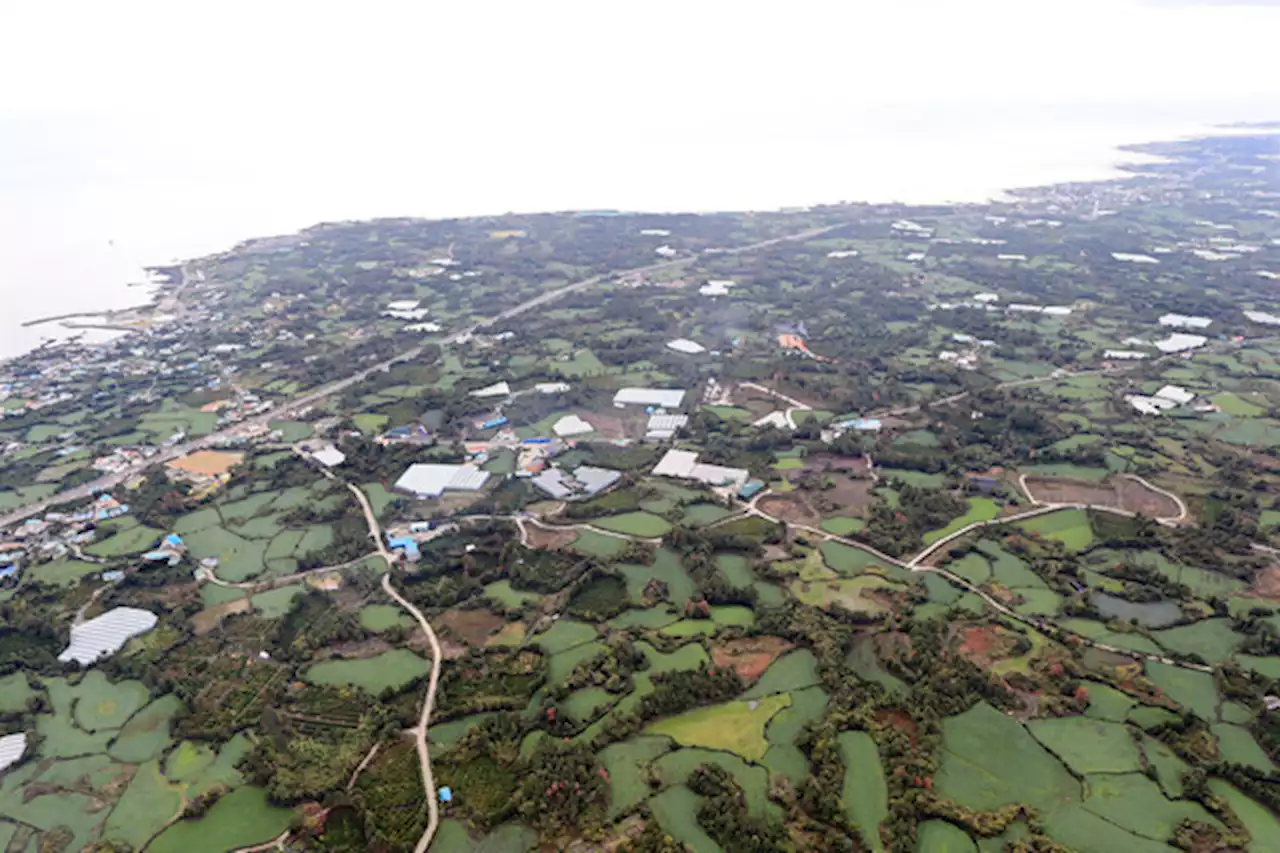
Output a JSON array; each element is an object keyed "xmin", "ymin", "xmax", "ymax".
[
  {"xmin": 738, "ymin": 480, "xmax": 767, "ymax": 500},
  {"xmin": 438, "ymin": 786, "xmax": 453, "ymax": 803},
  {"xmin": 164, "ymin": 533, "xmax": 184, "ymax": 548},
  {"xmin": 387, "ymin": 536, "xmax": 421, "ymax": 562}
]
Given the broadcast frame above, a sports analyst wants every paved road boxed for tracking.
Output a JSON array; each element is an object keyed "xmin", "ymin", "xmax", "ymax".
[
  {"xmin": 348, "ymin": 483, "xmax": 443, "ymax": 853},
  {"xmin": 0, "ymin": 225, "xmax": 838, "ymax": 533}
]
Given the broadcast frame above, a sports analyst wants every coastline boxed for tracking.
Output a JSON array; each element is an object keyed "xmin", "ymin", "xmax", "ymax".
[{"xmin": 2, "ymin": 123, "xmax": 1274, "ymax": 366}]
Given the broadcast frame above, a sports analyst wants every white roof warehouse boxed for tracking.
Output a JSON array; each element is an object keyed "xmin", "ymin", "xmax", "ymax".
[
  {"xmin": 652, "ymin": 449, "xmax": 749, "ymax": 488},
  {"xmin": 394, "ymin": 464, "xmax": 491, "ymax": 498},
  {"xmin": 613, "ymin": 388, "xmax": 686, "ymax": 408},
  {"xmin": 59, "ymin": 607, "xmax": 158, "ymax": 666}
]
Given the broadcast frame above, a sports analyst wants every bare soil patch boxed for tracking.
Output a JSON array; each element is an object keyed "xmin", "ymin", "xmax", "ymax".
[
  {"xmin": 485, "ymin": 621, "xmax": 526, "ymax": 647},
  {"xmin": 527, "ymin": 524, "xmax": 576, "ymax": 550},
  {"xmin": 711, "ymin": 636, "xmax": 793, "ymax": 681},
  {"xmin": 758, "ymin": 494, "xmax": 822, "ymax": 526},
  {"xmin": 821, "ymin": 476, "xmax": 876, "ymax": 515},
  {"xmin": 874, "ymin": 709, "xmax": 919, "ymax": 742},
  {"xmin": 581, "ymin": 411, "xmax": 631, "ymax": 441},
  {"xmin": 802, "ymin": 454, "xmax": 872, "ymax": 476},
  {"xmin": 1023, "ymin": 475, "xmax": 1180, "ymax": 518},
  {"xmin": 192, "ymin": 598, "xmax": 250, "ymax": 634},
  {"xmin": 439, "ymin": 607, "xmax": 505, "ymax": 646},
  {"xmin": 1248, "ymin": 565, "xmax": 1280, "ymax": 600}
]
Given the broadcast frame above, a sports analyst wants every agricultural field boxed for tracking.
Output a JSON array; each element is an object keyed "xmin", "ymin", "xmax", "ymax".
[{"xmin": 1, "ymin": 133, "xmax": 1279, "ymax": 853}]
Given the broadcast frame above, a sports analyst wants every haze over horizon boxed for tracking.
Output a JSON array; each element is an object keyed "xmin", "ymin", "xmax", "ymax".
[{"xmin": 1, "ymin": 0, "xmax": 1278, "ymax": 357}]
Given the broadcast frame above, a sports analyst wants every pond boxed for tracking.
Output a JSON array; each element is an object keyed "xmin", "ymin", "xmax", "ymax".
[{"xmin": 1092, "ymin": 592, "xmax": 1181, "ymax": 628}]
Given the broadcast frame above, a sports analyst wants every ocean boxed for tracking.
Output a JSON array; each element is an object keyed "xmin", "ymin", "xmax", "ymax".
[{"xmin": 1, "ymin": 106, "xmax": 1275, "ymax": 361}]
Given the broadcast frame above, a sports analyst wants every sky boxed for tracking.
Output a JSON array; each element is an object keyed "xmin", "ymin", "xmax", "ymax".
[{"xmin": 0, "ymin": 0, "xmax": 1277, "ymax": 358}]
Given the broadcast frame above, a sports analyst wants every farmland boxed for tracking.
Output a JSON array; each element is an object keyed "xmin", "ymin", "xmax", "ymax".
[{"xmin": 0, "ymin": 132, "xmax": 1278, "ymax": 853}]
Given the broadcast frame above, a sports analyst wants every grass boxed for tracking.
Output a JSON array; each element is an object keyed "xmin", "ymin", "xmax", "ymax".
[
  {"xmin": 360, "ymin": 604, "xmax": 412, "ymax": 631},
  {"xmin": 103, "ymin": 759, "xmax": 184, "ymax": 850},
  {"xmin": 880, "ymin": 468, "xmax": 945, "ymax": 488},
  {"xmin": 599, "ymin": 736, "xmax": 672, "ymax": 817},
  {"xmin": 936, "ymin": 702, "xmax": 1078, "ymax": 815},
  {"xmin": 85, "ymin": 520, "xmax": 165, "ymax": 557},
  {"xmin": 1211, "ymin": 724, "xmax": 1275, "ymax": 772},
  {"xmin": 839, "ymin": 731, "xmax": 887, "ymax": 852},
  {"xmin": 820, "ymin": 540, "xmax": 888, "ymax": 575},
  {"xmin": 590, "ymin": 512, "xmax": 672, "ymax": 537},
  {"xmin": 743, "ymin": 650, "xmax": 820, "ymax": 699},
  {"xmin": 0, "ymin": 673, "xmax": 35, "ymax": 713},
  {"xmin": 1144, "ymin": 661, "xmax": 1219, "ymax": 720},
  {"xmin": 649, "ymin": 785, "xmax": 720, "ymax": 853},
  {"xmin": 820, "ymin": 516, "xmax": 865, "ymax": 535},
  {"xmin": 1150, "ymin": 619, "xmax": 1241, "ymax": 663},
  {"xmin": 1072, "ymin": 772, "xmax": 1220, "ymax": 846},
  {"xmin": 70, "ymin": 671, "xmax": 149, "ymax": 731},
  {"xmin": 638, "ymin": 641, "xmax": 710, "ymax": 674},
  {"xmin": 31, "ymin": 557, "xmax": 102, "ymax": 587},
  {"xmin": 653, "ymin": 749, "xmax": 779, "ymax": 820},
  {"xmin": 548, "ymin": 641, "xmax": 606, "ymax": 684},
  {"xmin": 1211, "ymin": 392, "xmax": 1266, "ymax": 416},
  {"xmin": 305, "ymin": 649, "xmax": 431, "ymax": 695},
  {"xmin": 1017, "ymin": 508, "xmax": 1095, "ymax": 551},
  {"xmin": 571, "ymin": 529, "xmax": 627, "ymax": 559},
  {"xmin": 646, "ymin": 694, "xmax": 791, "ymax": 761},
  {"xmin": 617, "ymin": 549, "xmax": 695, "ymax": 605},
  {"xmin": 1026, "ymin": 718, "xmax": 1143, "ymax": 774},
  {"xmin": 1208, "ymin": 780, "xmax": 1280, "ymax": 850},
  {"xmin": 681, "ymin": 503, "xmax": 735, "ymax": 527},
  {"xmin": 108, "ymin": 694, "xmax": 184, "ymax": 763},
  {"xmin": 562, "ymin": 687, "xmax": 616, "ymax": 724},
  {"xmin": 484, "ymin": 580, "xmax": 540, "ymax": 609},
  {"xmin": 917, "ymin": 821, "xmax": 976, "ymax": 853},
  {"xmin": 352, "ymin": 413, "xmax": 389, "ymax": 434},
  {"xmin": 148, "ymin": 786, "xmax": 294, "ymax": 853},
  {"xmin": 534, "ymin": 619, "xmax": 598, "ymax": 654},
  {"xmin": 923, "ymin": 498, "xmax": 1000, "ymax": 545},
  {"xmin": 789, "ymin": 575, "xmax": 900, "ymax": 614},
  {"xmin": 250, "ymin": 586, "xmax": 303, "ymax": 618}
]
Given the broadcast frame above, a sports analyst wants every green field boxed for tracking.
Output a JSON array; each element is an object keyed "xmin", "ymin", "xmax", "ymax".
[
  {"xmin": 923, "ymin": 498, "xmax": 1000, "ymax": 545},
  {"xmin": 0, "ymin": 673, "xmax": 35, "ymax": 713},
  {"xmin": 148, "ymin": 787, "xmax": 293, "ymax": 853},
  {"xmin": 109, "ymin": 694, "xmax": 184, "ymax": 763},
  {"xmin": 599, "ymin": 736, "xmax": 672, "ymax": 817},
  {"xmin": 744, "ymin": 650, "xmax": 820, "ymax": 698},
  {"xmin": 360, "ymin": 604, "xmax": 412, "ymax": 631},
  {"xmin": 589, "ymin": 511, "xmax": 672, "ymax": 537},
  {"xmin": 1211, "ymin": 724, "xmax": 1275, "ymax": 772},
  {"xmin": 839, "ymin": 731, "xmax": 887, "ymax": 852},
  {"xmin": 936, "ymin": 702, "xmax": 1078, "ymax": 814},
  {"xmin": 1151, "ymin": 618, "xmax": 1241, "ymax": 663},
  {"xmin": 617, "ymin": 549, "xmax": 695, "ymax": 605},
  {"xmin": 1026, "ymin": 718, "xmax": 1142, "ymax": 774},
  {"xmin": 70, "ymin": 672, "xmax": 150, "ymax": 732},
  {"xmin": 571, "ymin": 529, "xmax": 627, "ymax": 559},
  {"xmin": 1144, "ymin": 661, "xmax": 1219, "ymax": 720},
  {"xmin": 84, "ymin": 520, "xmax": 165, "ymax": 557},
  {"xmin": 646, "ymin": 693, "xmax": 790, "ymax": 761},
  {"xmin": 250, "ymin": 586, "xmax": 303, "ymax": 618},
  {"xmin": 649, "ymin": 785, "xmax": 720, "ymax": 853},
  {"xmin": 1017, "ymin": 508, "xmax": 1095, "ymax": 550},
  {"xmin": 916, "ymin": 820, "xmax": 976, "ymax": 852},
  {"xmin": 305, "ymin": 649, "xmax": 430, "ymax": 695},
  {"xmin": 820, "ymin": 516, "xmax": 865, "ymax": 535},
  {"xmin": 1208, "ymin": 780, "xmax": 1280, "ymax": 850},
  {"xmin": 484, "ymin": 580, "xmax": 541, "ymax": 609},
  {"xmin": 820, "ymin": 540, "xmax": 889, "ymax": 575}
]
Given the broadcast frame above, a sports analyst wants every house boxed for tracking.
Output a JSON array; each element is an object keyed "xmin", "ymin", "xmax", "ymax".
[
  {"xmin": 394, "ymin": 464, "xmax": 491, "ymax": 499},
  {"xmin": 699, "ymin": 280, "xmax": 735, "ymax": 296},
  {"xmin": 1244, "ymin": 310, "xmax": 1280, "ymax": 326},
  {"xmin": 826, "ymin": 250, "xmax": 859, "ymax": 259},
  {"xmin": 1112, "ymin": 253, "xmax": 1159, "ymax": 264},
  {"xmin": 613, "ymin": 388, "xmax": 686, "ymax": 409},
  {"xmin": 1158, "ymin": 314, "xmax": 1212, "ymax": 329},
  {"xmin": 1104, "ymin": 350, "xmax": 1148, "ymax": 360},
  {"xmin": 531, "ymin": 465, "xmax": 621, "ymax": 500},
  {"xmin": 553, "ymin": 415, "xmax": 594, "ymax": 438},
  {"xmin": 386, "ymin": 535, "xmax": 420, "ymax": 562},
  {"xmin": 1155, "ymin": 385, "xmax": 1195, "ymax": 405},
  {"xmin": 1154, "ymin": 333, "xmax": 1208, "ymax": 354},
  {"xmin": 469, "ymin": 381, "xmax": 511, "ymax": 399},
  {"xmin": 1125, "ymin": 395, "xmax": 1177, "ymax": 416},
  {"xmin": 310, "ymin": 445, "xmax": 346, "ymax": 468},
  {"xmin": 666, "ymin": 339, "xmax": 706, "ymax": 355},
  {"xmin": 973, "ymin": 293, "xmax": 999, "ymax": 303},
  {"xmin": 647, "ymin": 413, "xmax": 689, "ymax": 439},
  {"xmin": 652, "ymin": 449, "xmax": 749, "ymax": 489},
  {"xmin": 752, "ymin": 411, "xmax": 790, "ymax": 431},
  {"xmin": 535, "ymin": 382, "xmax": 571, "ymax": 394},
  {"xmin": 738, "ymin": 480, "xmax": 766, "ymax": 500}
]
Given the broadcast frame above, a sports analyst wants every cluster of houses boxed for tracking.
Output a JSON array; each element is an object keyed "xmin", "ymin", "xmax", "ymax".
[{"xmin": 1124, "ymin": 384, "xmax": 1200, "ymax": 416}]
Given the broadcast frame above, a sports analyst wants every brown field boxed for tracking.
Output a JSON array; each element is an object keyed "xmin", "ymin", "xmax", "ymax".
[
  {"xmin": 711, "ymin": 636, "xmax": 793, "ymax": 681},
  {"xmin": 802, "ymin": 454, "xmax": 872, "ymax": 476},
  {"xmin": 875, "ymin": 709, "xmax": 919, "ymax": 742},
  {"xmin": 1248, "ymin": 565, "xmax": 1280, "ymax": 600},
  {"xmin": 167, "ymin": 450, "xmax": 245, "ymax": 478},
  {"xmin": 191, "ymin": 598, "xmax": 251, "ymax": 634},
  {"xmin": 758, "ymin": 494, "xmax": 822, "ymax": 526},
  {"xmin": 581, "ymin": 411, "xmax": 631, "ymax": 440},
  {"xmin": 1023, "ymin": 476, "xmax": 1180, "ymax": 518},
  {"xmin": 485, "ymin": 621, "xmax": 527, "ymax": 647},
  {"xmin": 439, "ymin": 607, "xmax": 505, "ymax": 646},
  {"xmin": 527, "ymin": 524, "xmax": 576, "ymax": 550}
]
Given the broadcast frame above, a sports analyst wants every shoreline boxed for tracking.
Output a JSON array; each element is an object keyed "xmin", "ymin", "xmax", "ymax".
[{"xmin": 3, "ymin": 124, "xmax": 1275, "ymax": 367}]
